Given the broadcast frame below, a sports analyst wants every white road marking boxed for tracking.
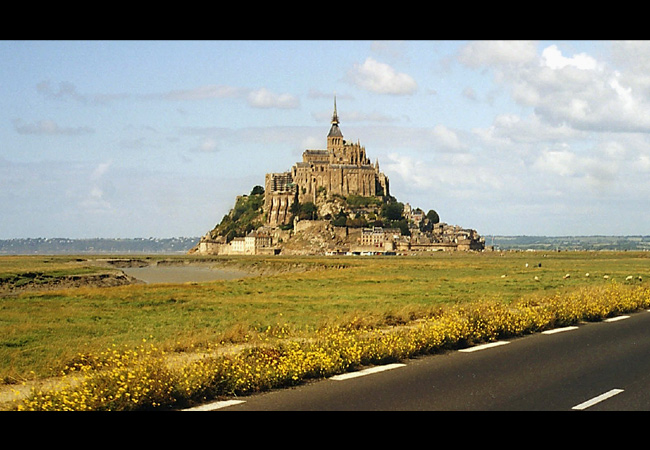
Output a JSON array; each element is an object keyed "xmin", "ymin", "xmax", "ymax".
[
  {"xmin": 182, "ymin": 399, "xmax": 246, "ymax": 411},
  {"xmin": 605, "ymin": 315, "xmax": 630, "ymax": 323},
  {"xmin": 330, "ymin": 363, "xmax": 406, "ymax": 381},
  {"xmin": 183, "ymin": 312, "xmax": 640, "ymax": 410},
  {"xmin": 459, "ymin": 341, "xmax": 509, "ymax": 353},
  {"xmin": 572, "ymin": 389, "xmax": 624, "ymax": 410},
  {"xmin": 542, "ymin": 326, "xmax": 579, "ymax": 335}
]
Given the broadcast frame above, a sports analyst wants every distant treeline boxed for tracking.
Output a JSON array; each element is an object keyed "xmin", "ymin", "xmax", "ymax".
[
  {"xmin": 487, "ymin": 235, "xmax": 650, "ymax": 251},
  {"xmin": 0, "ymin": 237, "xmax": 200, "ymax": 254}
]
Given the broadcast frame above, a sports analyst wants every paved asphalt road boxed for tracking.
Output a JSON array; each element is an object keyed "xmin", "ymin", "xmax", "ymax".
[{"xmin": 187, "ymin": 309, "xmax": 650, "ymax": 411}]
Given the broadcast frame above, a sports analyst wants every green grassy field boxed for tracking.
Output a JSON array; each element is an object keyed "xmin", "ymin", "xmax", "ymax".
[{"xmin": 1, "ymin": 251, "xmax": 648, "ymax": 386}]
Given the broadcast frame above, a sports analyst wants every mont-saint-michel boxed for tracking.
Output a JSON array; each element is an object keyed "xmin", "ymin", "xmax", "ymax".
[{"xmin": 192, "ymin": 100, "xmax": 485, "ymax": 256}]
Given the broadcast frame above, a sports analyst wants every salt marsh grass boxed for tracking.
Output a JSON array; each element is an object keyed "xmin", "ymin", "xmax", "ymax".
[{"xmin": 2, "ymin": 251, "xmax": 649, "ymax": 410}]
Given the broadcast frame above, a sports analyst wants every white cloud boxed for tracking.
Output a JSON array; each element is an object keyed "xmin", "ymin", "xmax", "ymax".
[
  {"xmin": 459, "ymin": 41, "xmax": 650, "ymax": 134},
  {"xmin": 384, "ymin": 151, "xmax": 501, "ymax": 193},
  {"xmin": 247, "ymin": 88, "xmax": 299, "ymax": 109},
  {"xmin": 533, "ymin": 148, "xmax": 578, "ymax": 177},
  {"xmin": 431, "ymin": 124, "xmax": 465, "ymax": 152},
  {"xmin": 347, "ymin": 57, "xmax": 417, "ymax": 95},
  {"xmin": 541, "ymin": 44, "xmax": 600, "ymax": 70}
]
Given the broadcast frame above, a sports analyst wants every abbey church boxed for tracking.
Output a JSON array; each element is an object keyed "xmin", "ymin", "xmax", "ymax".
[{"xmin": 264, "ymin": 99, "xmax": 390, "ymax": 226}]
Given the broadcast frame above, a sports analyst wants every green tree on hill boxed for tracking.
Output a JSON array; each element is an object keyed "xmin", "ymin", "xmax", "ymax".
[
  {"xmin": 380, "ymin": 201, "xmax": 404, "ymax": 221},
  {"xmin": 210, "ymin": 187, "xmax": 265, "ymax": 241},
  {"xmin": 426, "ymin": 209, "xmax": 440, "ymax": 224}
]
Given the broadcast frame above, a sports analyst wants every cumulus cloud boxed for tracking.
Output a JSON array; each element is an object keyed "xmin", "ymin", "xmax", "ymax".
[
  {"xmin": 458, "ymin": 41, "xmax": 650, "ymax": 134},
  {"xmin": 384, "ymin": 150, "xmax": 502, "ymax": 193},
  {"xmin": 475, "ymin": 113, "xmax": 580, "ymax": 147},
  {"xmin": 246, "ymin": 88, "xmax": 299, "ymax": 109},
  {"xmin": 430, "ymin": 124, "xmax": 466, "ymax": 152},
  {"xmin": 541, "ymin": 44, "xmax": 600, "ymax": 70},
  {"xmin": 533, "ymin": 148, "xmax": 579, "ymax": 177},
  {"xmin": 347, "ymin": 57, "xmax": 417, "ymax": 95}
]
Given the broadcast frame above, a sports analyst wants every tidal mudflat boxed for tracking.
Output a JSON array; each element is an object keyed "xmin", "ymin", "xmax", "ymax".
[{"xmin": 122, "ymin": 265, "xmax": 254, "ymax": 284}]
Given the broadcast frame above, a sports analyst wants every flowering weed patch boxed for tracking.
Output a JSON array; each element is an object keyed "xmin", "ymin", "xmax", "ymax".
[{"xmin": 13, "ymin": 282, "xmax": 650, "ymax": 411}]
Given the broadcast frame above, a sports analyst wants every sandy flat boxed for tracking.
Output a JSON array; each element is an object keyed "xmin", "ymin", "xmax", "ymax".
[{"xmin": 122, "ymin": 266, "xmax": 253, "ymax": 284}]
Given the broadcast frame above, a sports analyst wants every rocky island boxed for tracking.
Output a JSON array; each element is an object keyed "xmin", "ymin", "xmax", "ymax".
[{"xmin": 191, "ymin": 99, "xmax": 485, "ymax": 256}]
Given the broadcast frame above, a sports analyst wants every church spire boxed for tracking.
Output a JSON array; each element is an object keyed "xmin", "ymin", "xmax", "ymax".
[{"xmin": 327, "ymin": 94, "xmax": 343, "ymax": 138}]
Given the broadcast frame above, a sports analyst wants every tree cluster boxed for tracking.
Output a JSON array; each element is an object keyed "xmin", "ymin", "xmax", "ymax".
[{"xmin": 211, "ymin": 186, "xmax": 265, "ymax": 241}]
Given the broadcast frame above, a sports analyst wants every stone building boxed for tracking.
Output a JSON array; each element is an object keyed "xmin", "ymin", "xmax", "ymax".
[
  {"xmin": 195, "ymin": 229, "xmax": 274, "ymax": 255},
  {"xmin": 359, "ymin": 226, "xmax": 401, "ymax": 249},
  {"xmin": 264, "ymin": 99, "xmax": 390, "ymax": 226}
]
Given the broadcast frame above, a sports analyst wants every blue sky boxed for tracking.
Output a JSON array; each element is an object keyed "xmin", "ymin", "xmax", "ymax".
[{"xmin": 2, "ymin": 40, "xmax": 650, "ymax": 238}]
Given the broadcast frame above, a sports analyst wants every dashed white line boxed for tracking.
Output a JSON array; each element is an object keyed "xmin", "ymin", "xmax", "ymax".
[
  {"xmin": 542, "ymin": 326, "xmax": 579, "ymax": 335},
  {"xmin": 184, "ymin": 314, "xmax": 639, "ymax": 410},
  {"xmin": 605, "ymin": 315, "xmax": 630, "ymax": 323},
  {"xmin": 330, "ymin": 363, "xmax": 406, "ymax": 381},
  {"xmin": 458, "ymin": 341, "xmax": 509, "ymax": 353},
  {"xmin": 572, "ymin": 389, "xmax": 624, "ymax": 410},
  {"xmin": 182, "ymin": 399, "xmax": 246, "ymax": 411}
]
